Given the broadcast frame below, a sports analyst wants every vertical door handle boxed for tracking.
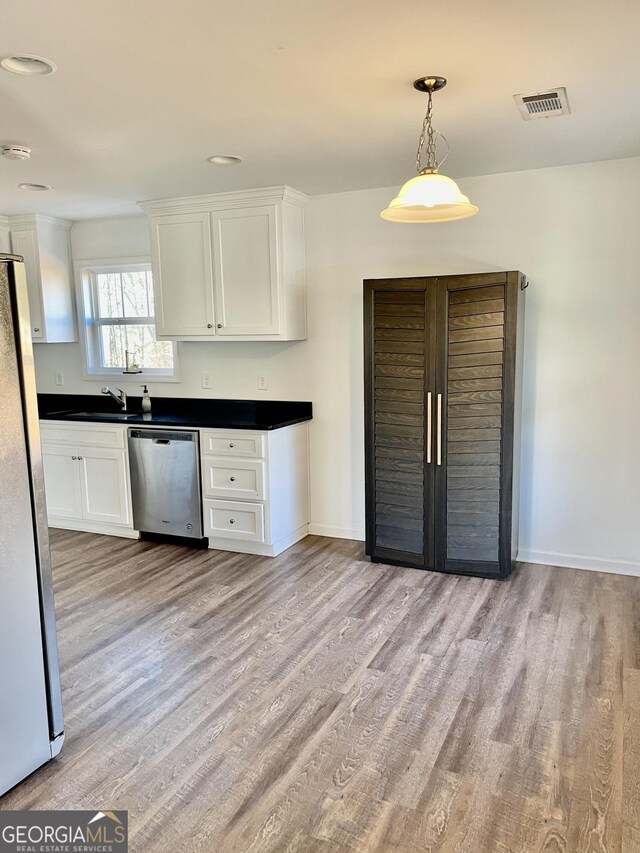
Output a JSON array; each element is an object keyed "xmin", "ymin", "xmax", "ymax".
[
  {"xmin": 436, "ymin": 393, "xmax": 442, "ymax": 466},
  {"xmin": 426, "ymin": 392, "xmax": 432, "ymax": 464}
]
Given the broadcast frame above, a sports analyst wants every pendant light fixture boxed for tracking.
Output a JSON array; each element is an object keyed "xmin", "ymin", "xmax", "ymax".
[{"xmin": 381, "ymin": 76, "xmax": 478, "ymax": 223}]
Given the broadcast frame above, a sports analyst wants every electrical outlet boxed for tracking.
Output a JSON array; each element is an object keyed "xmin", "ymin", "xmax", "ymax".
[
  {"xmin": 201, "ymin": 371, "xmax": 212, "ymax": 390},
  {"xmin": 54, "ymin": 369, "xmax": 64, "ymax": 386},
  {"xmin": 257, "ymin": 370, "xmax": 269, "ymax": 391}
]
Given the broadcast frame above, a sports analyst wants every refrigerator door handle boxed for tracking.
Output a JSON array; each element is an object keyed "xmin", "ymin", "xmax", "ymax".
[
  {"xmin": 436, "ymin": 393, "xmax": 443, "ymax": 466},
  {"xmin": 426, "ymin": 392, "xmax": 432, "ymax": 464}
]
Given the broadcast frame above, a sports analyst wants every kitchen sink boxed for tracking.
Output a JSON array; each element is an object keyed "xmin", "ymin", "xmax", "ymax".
[{"xmin": 68, "ymin": 411, "xmax": 142, "ymax": 420}]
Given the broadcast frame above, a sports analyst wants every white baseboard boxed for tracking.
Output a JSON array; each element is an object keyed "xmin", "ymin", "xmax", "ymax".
[
  {"xmin": 308, "ymin": 523, "xmax": 365, "ymax": 541},
  {"xmin": 49, "ymin": 520, "xmax": 138, "ymax": 539},
  {"xmin": 517, "ymin": 549, "xmax": 640, "ymax": 577},
  {"xmin": 208, "ymin": 524, "xmax": 309, "ymax": 558}
]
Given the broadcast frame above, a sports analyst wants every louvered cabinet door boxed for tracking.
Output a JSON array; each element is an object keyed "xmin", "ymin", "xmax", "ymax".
[
  {"xmin": 364, "ymin": 280, "xmax": 436, "ymax": 569},
  {"xmin": 435, "ymin": 272, "xmax": 523, "ymax": 578}
]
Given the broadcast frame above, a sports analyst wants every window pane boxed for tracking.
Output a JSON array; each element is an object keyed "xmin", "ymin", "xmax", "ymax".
[
  {"xmin": 121, "ymin": 270, "xmax": 150, "ymax": 318},
  {"xmin": 97, "ymin": 273, "xmax": 123, "ymax": 318},
  {"xmin": 99, "ymin": 324, "xmax": 126, "ymax": 367},
  {"xmin": 99, "ymin": 324, "xmax": 174, "ymax": 370}
]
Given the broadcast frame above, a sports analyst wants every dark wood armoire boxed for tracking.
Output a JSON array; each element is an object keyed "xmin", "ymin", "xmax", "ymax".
[{"xmin": 364, "ymin": 271, "xmax": 526, "ymax": 579}]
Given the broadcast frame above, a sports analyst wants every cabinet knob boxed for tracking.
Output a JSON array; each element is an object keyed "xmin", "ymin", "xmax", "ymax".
[
  {"xmin": 207, "ymin": 323, "xmax": 213, "ymax": 329},
  {"xmin": 71, "ymin": 455, "xmax": 77, "ymax": 460},
  {"xmin": 229, "ymin": 443, "xmax": 235, "ymax": 448},
  {"xmin": 77, "ymin": 456, "xmax": 83, "ymax": 460},
  {"xmin": 217, "ymin": 323, "xmax": 223, "ymax": 329},
  {"xmin": 33, "ymin": 327, "xmax": 40, "ymax": 333},
  {"xmin": 229, "ymin": 476, "xmax": 236, "ymax": 482},
  {"xmin": 229, "ymin": 518, "xmax": 236, "ymax": 524}
]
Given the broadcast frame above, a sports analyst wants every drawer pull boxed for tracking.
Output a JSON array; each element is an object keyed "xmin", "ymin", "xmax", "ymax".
[
  {"xmin": 229, "ymin": 476, "xmax": 236, "ymax": 482},
  {"xmin": 229, "ymin": 442, "xmax": 235, "ymax": 448},
  {"xmin": 229, "ymin": 518, "xmax": 236, "ymax": 524}
]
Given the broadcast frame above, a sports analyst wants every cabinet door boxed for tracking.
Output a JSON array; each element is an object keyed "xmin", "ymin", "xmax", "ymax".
[
  {"xmin": 211, "ymin": 206, "xmax": 280, "ymax": 335},
  {"xmin": 436, "ymin": 274, "xmax": 512, "ymax": 577},
  {"xmin": 364, "ymin": 279, "xmax": 437, "ymax": 569},
  {"xmin": 42, "ymin": 445, "xmax": 83, "ymax": 519},
  {"xmin": 150, "ymin": 213, "xmax": 215, "ymax": 337},
  {"xmin": 10, "ymin": 228, "xmax": 45, "ymax": 340},
  {"xmin": 78, "ymin": 447, "xmax": 132, "ymax": 526}
]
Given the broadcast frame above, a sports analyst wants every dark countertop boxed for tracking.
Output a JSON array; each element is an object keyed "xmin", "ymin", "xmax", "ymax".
[{"xmin": 38, "ymin": 394, "xmax": 312, "ymax": 431}]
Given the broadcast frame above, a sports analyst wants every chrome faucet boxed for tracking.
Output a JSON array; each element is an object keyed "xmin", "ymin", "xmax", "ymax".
[{"xmin": 101, "ymin": 385, "xmax": 127, "ymax": 411}]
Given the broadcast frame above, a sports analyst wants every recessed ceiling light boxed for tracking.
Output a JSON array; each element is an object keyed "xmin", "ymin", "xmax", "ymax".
[
  {"xmin": 18, "ymin": 183, "xmax": 51, "ymax": 191},
  {"xmin": 207, "ymin": 155, "xmax": 243, "ymax": 165},
  {"xmin": 1, "ymin": 54, "xmax": 57, "ymax": 76}
]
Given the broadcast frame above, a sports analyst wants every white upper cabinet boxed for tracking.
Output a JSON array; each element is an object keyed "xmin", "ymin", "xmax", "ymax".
[
  {"xmin": 9, "ymin": 215, "xmax": 77, "ymax": 343},
  {"xmin": 139, "ymin": 186, "xmax": 307, "ymax": 341},
  {"xmin": 212, "ymin": 206, "xmax": 279, "ymax": 336},
  {"xmin": 149, "ymin": 212, "xmax": 215, "ymax": 336}
]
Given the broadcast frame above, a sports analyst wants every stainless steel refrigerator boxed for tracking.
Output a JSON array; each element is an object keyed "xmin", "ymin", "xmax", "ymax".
[{"xmin": 0, "ymin": 254, "xmax": 64, "ymax": 797}]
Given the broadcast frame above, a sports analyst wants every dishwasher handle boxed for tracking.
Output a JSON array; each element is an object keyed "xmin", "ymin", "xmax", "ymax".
[{"xmin": 129, "ymin": 429, "xmax": 198, "ymax": 443}]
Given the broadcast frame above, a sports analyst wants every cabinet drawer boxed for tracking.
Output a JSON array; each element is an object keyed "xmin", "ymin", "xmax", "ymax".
[
  {"xmin": 40, "ymin": 421, "xmax": 126, "ymax": 449},
  {"xmin": 203, "ymin": 499, "xmax": 265, "ymax": 542},
  {"xmin": 202, "ymin": 457, "xmax": 265, "ymax": 500},
  {"xmin": 200, "ymin": 430, "xmax": 265, "ymax": 458}
]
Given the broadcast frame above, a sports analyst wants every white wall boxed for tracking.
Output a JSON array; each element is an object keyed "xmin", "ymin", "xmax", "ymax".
[
  {"xmin": 304, "ymin": 157, "xmax": 640, "ymax": 575},
  {"xmin": 34, "ymin": 157, "xmax": 640, "ymax": 574}
]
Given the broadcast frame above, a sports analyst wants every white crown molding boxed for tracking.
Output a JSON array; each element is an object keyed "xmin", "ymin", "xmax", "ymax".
[
  {"xmin": 8, "ymin": 213, "xmax": 72, "ymax": 230},
  {"xmin": 138, "ymin": 185, "xmax": 309, "ymax": 216}
]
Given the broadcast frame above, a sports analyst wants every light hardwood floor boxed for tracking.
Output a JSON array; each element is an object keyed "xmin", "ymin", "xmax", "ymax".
[{"xmin": 2, "ymin": 530, "xmax": 639, "ymax": 852}]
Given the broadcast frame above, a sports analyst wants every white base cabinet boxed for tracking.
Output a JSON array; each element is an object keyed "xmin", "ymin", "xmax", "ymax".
[
  {"xmin": 201, "ymin": 424, "xmax": 309, "ymax": 557},
  {"xmin": 40, "ymin": 422, "xmax": 134, "ymax": 537},
  {"xmin": 39, "ymin": 419, "xmax": 310, "ymax": 556}
]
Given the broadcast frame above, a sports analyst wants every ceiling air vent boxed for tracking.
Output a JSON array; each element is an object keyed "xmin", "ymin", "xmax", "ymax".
[{"xmin": 514, "ymin": 87, "xmax": 570, "ymax": 120}]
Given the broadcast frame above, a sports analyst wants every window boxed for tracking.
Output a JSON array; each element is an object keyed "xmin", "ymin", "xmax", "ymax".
[{"xmin": 80, "ymin": 261, "xmax": 177, "ymax": 378}]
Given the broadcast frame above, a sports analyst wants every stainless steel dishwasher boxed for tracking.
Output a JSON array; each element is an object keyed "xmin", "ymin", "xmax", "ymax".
[{"xmin": 128, "ymin": 428, "xmax": 203, "ymax": 538}]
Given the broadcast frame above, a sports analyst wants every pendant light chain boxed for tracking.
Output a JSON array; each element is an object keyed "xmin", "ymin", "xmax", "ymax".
[{"xmin": 416, "ymin": 89, "xmax": 438, "ymax": 174}]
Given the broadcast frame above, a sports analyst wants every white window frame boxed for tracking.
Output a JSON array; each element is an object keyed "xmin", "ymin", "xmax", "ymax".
[{"xmin": 76, "ymin": 257, "xmax": 180, "ymax": 382}]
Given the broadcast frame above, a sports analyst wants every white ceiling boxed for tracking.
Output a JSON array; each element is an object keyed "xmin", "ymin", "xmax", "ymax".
[{"xmin": 1, "ymin": 0, "xmax": 639, "ymax": 219}]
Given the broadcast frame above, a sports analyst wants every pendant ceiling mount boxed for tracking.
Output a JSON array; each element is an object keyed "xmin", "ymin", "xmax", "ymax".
[
  {"xmin": 381, "ymin": 74, "xmax": 478, "ymax": 224},
  {"xmin": 413, "ymin": 75, "xmax": 447, "ymax": 94}
]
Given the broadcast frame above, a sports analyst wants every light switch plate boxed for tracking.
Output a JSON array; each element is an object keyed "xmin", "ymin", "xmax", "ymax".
[
  {"xmin": 257, "ymin": 370, "xmax": 269, "ymax": 391},
  {"xmin": 54, "ymin": 369, "xmax": 64, "ymax": 386},
  {"xmin": 201, "ymin": 371, "xmax": 212, "ymax": 390}
]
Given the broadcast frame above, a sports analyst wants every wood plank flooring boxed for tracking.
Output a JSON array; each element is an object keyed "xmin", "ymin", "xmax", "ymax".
[{"xmin": 2, "ymin": 530, "xmax": 639, "ymax": 852}]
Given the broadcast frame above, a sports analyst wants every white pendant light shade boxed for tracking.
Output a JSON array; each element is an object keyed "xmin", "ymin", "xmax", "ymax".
[{"xmin": 381, "ymin": 172, "xmax": 478, "ymax": 222}]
